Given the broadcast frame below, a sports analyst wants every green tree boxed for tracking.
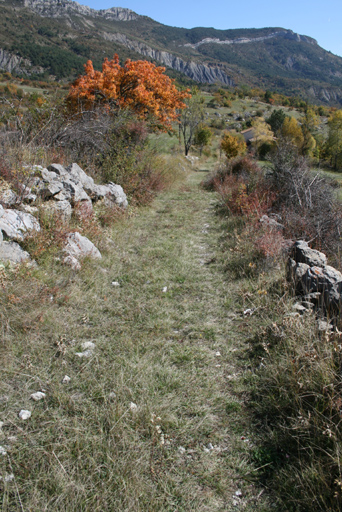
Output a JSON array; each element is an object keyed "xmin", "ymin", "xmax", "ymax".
[
  {"xmin": 301, "ymin": 108, "xmax": 319, "ymax": 157},
  {"xmin": 178, "ymin": 92, "xmax": 205, "ymax": 155},
  {"xmin": 326, "ymin": 110, "xmax": 342, "ymax": 169},
  {"xmin": 266, "ymin": 109, "xmax": 287, "ymax": 134},
  {"xmin": 194, "ymin": 124, "xmax": 212, "ymax": 156}
]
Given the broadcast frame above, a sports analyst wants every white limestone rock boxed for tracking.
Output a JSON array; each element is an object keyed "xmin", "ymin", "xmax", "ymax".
[
  {"xmin": 0, "ymin": 206, "xmax": 40, "ymax": 241},
  {"xmin": 30, "ymin": 392, "xmax": 46, "ymax": 401},
  {"xmin": 0, "ymin": 241, "xmax": 31, "ymax": 265},
  {"xmin": 63, "ymin": 232, "xmax": 101, "ymax": 269},
  {"xmin": 18, "ymin": 410, "xmax": 31, "ymax": 420}
]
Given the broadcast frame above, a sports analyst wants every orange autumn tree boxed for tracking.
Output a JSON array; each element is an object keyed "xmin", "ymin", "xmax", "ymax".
[{"xmin": 67, "ymin": 54, "xmax": 189, "ymax": 130}]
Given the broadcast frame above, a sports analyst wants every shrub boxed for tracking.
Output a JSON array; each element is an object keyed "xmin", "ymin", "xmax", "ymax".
[
  {"xmin": 270, "ymin": 139, "xmax": 342, "ymax": 264},
  {"xmin": 203, "ymin": 156, "xmax": 275, "ymax": 219},
  {"xmin": 221, "ymin": 132, "xmax": 246, "ymax": 160}
]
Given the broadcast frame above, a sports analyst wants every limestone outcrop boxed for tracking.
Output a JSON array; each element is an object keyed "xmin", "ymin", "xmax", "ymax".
[
  {"xmin": 102, "ymin": 33, "xmax": 234, "ymax": 86},
  {"xmin": 23, "ymin": 0, "xmax": 138, "ymax": 21}
]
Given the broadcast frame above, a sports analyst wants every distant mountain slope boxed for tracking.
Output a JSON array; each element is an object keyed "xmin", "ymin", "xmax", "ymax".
[{"xmin": 1, "ymin": 0, "xmax": 342, "ymax": 105}]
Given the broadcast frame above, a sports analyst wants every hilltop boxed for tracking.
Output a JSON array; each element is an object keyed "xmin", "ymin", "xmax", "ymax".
[{"xmin": 1, "ymin": 0, "xmax": 342, "ymax": 104}]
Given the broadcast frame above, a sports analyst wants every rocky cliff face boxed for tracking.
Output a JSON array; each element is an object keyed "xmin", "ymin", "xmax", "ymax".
[
  {"xmin": 102, "ymin": 33, "xmax": 234, "ymax": 86},
  {"xmin": 0, "ymin": 48, "xmax": 44, "ymax": 75},
  {"xmin": 183, "ymin": 30, "xmax": 317, "ymax": 50},
  {"xmin": 308, "ymin": 85, "xmax": 342, "ymax": 103},
  {"xmin": 23, "ymin": 0, "xmax": 138, "ymax": 21}
]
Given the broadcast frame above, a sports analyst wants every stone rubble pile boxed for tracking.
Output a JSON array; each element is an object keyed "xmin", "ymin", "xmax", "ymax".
[
  {"xmin": 0, "ymin": 163, "xmax": 128, "ymax": 268},
  {"xmin": 287, "ymin": 240, "xmax": 342, "ymax": 314}
]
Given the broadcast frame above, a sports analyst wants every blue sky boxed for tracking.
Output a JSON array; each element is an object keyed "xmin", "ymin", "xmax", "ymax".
[{"xmin": 77, "ymin": 0, "xmax": 342, "ymax": 57}]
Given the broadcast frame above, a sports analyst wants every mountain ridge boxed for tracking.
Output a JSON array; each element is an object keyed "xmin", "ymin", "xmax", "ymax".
[
  {"xmin": 1, "ymin": 0, "xmax": 342, "ymax": 105},
  {"xmin": 22, "ymin": 0, "xmax": 139, "ymax": 21}
]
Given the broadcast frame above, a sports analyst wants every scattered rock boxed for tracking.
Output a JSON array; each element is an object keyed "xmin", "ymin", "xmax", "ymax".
[
  {"xmin": 129, "ymin": 402, "xmax": 138, "ymax": 412},
  {"xmin": 62, "ymin": 375, "xmax": 71, "ymax": 384},
  {"xmin": 0, "ymin": 473, "xmax": 14, "ymax": 482},
  {"xmin": 260, "ymin": 214, "xmax": 284, "ymax": 230},
  {"xmin": 75, "ymin": 350, "xmax": 93, "ymax": 358},
  {"xmin": 63, "ymin": 231, "xmax": 101, "ymax": 269},
  {"xmin": 81, "ymin": 341, "xmax": 95, "ymax": 351},
  {"xmin": 317, "ymin": 320, "xmax": 333, "ymax": 331},
  {"xmin": 30, "ymin": 392, "xmax": 46, "ymax": 401},
  {"xmin": 0, "ymin": 445, "xmax": 7, "ymax": 455},
  {"xmin": 111, "ymin": 281, "xmax": 120, "ymax": 287},
  {"xmin": 18, "ymin": 410, "xmax": 31, "ymax": 420},
  {"xmin": 162, "ymin": 286, "xmax": 168, "ymax": 293},
  {"xmin": 178, "ymin": 446, "xmax": 186, "ymax": 454},
  {"xmin": 108, "ymin": 392, "xmax": 117, "ymax": 400}
]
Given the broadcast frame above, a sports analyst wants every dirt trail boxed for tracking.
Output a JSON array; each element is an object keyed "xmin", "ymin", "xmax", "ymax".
[{"xmin": 0, "ymin": 171, "xmax": 271, "ymax": 511}]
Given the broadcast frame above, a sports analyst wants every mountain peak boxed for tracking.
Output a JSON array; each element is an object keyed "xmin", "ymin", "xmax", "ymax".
[{"xmin": 22, "ymin": 0, "xmax": 139, "ymax": 21}]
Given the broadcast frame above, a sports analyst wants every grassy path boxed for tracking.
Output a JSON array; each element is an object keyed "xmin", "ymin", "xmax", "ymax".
[{"xmin": 0, "ymin": 171, "xmax": 271, "ymax": 511}]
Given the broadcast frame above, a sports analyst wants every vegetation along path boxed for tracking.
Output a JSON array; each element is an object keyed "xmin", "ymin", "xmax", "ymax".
[{"xmin": 0, "ymin": 171, "xmax": 272, "ymax": 511}]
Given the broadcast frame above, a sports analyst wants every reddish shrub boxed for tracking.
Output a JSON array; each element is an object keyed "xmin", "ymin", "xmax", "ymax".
[
  {"xmin": 254, "ymin": 228, "xmax": 288, "ymax": 258},
  {"xmin": 215, "ymin": 173, "xmax": 276, "ymax": 219}
]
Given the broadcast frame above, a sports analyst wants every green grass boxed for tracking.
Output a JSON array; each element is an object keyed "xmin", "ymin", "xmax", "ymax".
[{"xmin": 0, "ymin": 170, "xmax": 272, "ymax": 511}]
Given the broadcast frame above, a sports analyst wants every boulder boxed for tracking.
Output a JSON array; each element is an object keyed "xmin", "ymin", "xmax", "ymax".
[
  {"xmin": 107, "ymin": 183, "xmax": 128, "ymax": 208},
  {"xmin": 0, "ymin": 205, "xmax": 40, "ymax": 241},
  {"xmin": 289, "ymin": 240, "xmax": 327, "ymax": 268},
  {"xmin": 301, "ymin": 265, "xmax": 342, "ymax": 311},
  {"xmin": 65, "ymin": 163, "xmax": 96, "ymax": 195},
  {"xmin": 259, "ymin": 214, "xmax": 284, "ymax": 231},
  {"xmin": 287, "ymin": 240, "xmax": 342, "ymax": 313},
  {"xmin": 47, "ymin": 163, "xmax": 68, "ymax": 177},
  {"xmin": 18, "ymin": 184, "xmax": 37, "ymax": 203},
  {"xmin": 59, "ymin": 179, "xmax": 91, "ymax": 204},
  {"xmin": 0, "ymin": 241, "xmax": 31, "ymax": 264},
  {"xmin": 0, "ymin": 185, "xmax": 17, "ymax": 207},
  {"xmin": 40, "ymin": 200, "xmax": 72, "ymax": 221},
  {"xmin": 93, "ymin": 183, "xmax": 128, "ymax": 208},
  {"xmin": 39, "ymin": 180, "xmax": 64, "ymax": 199},
  {"xmin": 41, "ymin": 168, "xmax": 58, "ymax": 182},
  {"xmin": 63, "ymin": 231, "xmax": 101, "ymax": 269}
]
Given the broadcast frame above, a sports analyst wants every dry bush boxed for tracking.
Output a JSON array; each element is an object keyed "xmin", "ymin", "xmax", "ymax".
[
  {"xmin": 270, "ymin": 139, "xmax": 342, "ymax": 265},
  {"xmin": 203, "ymin": 156, "xmax": 276, "ymax": 219},
  {"xmin": 249, "ymin": 311, "xmax": 342, "ymax": 511},
  {"xmin": 254, "ymin": 228, "xmax": 288, "ymax": 259},
  {"xmin": 202, "ymin": 155, "xmax": 260, "ymax": 191}
]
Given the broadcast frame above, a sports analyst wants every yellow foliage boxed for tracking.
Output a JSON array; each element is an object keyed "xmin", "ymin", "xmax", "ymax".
[
  {"xmin": 221, "ymin": 132, "xmax": 247, "ymax": 159},
  {"xmin": 252, "ymin": 118, "xmax": 274, "ymax": 150},
  {"xmin": 281, "ymin": 116, "xmax": 304, "ymax": 149}
]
